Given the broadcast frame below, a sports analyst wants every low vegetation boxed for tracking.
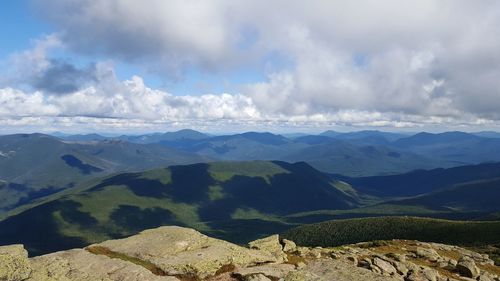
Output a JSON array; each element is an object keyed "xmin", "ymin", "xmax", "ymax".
[
  {"xmin": 86, "ymin": 245, "xmax": 167, "ymax": 276},
  {"xmin": 282, "ymin": 216, "xmax": 500, "ymax": 248}
]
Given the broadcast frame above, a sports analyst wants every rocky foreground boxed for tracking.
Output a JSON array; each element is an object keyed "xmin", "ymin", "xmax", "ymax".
[{"xmin": 1, "ymin": 226, "xmax": 499, "ymax": 281}]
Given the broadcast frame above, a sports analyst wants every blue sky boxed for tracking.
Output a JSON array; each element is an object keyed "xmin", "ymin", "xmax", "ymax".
[
  {"xmin": 0, "ymin": 1, "xmax": 47, "ymax": 57},
  {"xmin": 1, "ymin": 1, "xmax": 500, "ymax": 133}
]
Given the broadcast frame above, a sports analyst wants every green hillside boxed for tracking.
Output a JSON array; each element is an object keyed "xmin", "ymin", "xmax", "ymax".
[
  {"xmin": 0, "ymin": 134, "xmax": 208, "ymax": 212},
  {"xmin": 389, "ymin": 177, "xmax": 500, "ymax": 212},
  {"xmin": 282, "ymin": 216, "xmax": 500, "ymax": 247},
  {"xmin": 282, "ymin": 141, "xmax": 441, "ymax": 176},
  {"xmin": 0, "ymin": 161, "xmax": 359, "ymax": 255},
  {"xmin": 338, "ymin": 162, "xmax": 500, "ymax": 197}
]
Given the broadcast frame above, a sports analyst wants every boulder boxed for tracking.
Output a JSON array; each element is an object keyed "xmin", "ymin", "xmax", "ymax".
[
  {"xmin": 249, "ymin": 235, "xmax": 286, "ymax": 262},
  {"xmin": 282, "ymin": 239, "xmax": 297, "ymax": 253},
  {"xmin": 415, "ymin": 248, "xmax": 441, "ymax": 262},
  {"xmin": 456, "ymin": 256, "xmax": 481, "ymax": 278},
  {"xmin": 0, "ymin": 244, "xmax": 32, "ymax": 281},
  {"xmin": 422, "ymin": 268, "xmax": 438, "ymax": 281},
  {"xmin": 94, "ymin": 226, "xmax": 276, "ymax": 279},
  {"xmin": 372, "ymin": 257, "xmax": 397, "ymax": 276},
  {"xmin": 392, "ymin": 261, "xmax": 409, "ymax": 276}
]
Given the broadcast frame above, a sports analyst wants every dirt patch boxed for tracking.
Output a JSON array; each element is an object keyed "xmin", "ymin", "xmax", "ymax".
[{"xmin": 86, "ymin": 245, "xmax": 168, "ymax": 276}]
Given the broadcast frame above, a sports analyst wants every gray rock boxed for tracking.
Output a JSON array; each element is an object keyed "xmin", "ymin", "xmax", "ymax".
[
  {"xmin": 0, "ymin": 244, "xmax": 32, "ymax": 281},
  {"xmin": 422, "ymin": 268, "xmax": 438, "ymax": 281},
  {"xmin": 479, "ymin": 274, "xmax": 493, "ymax": 281},
  {"xmin": 309, "ymin": 248, "xmax": 322, "ymax": 259},
  {"xmin": 234, "ymin": 264, "xmax": 295, "ymax": 279},
  {"xmin": 456, "ymin": 256, "xmax": 481, "ymax": 278},
  {"xmin": 249, "ymin": 235, "xmax": 286, "ymax": 263},
  {"xmin": 415, "ymin": 248, "xmax": 441, "ymax": 262},
  {"xmin": 95, "ymin": 226, "xmax": 276, "ymax": 279},
  {"xmin": 405, "ymin": 270, "xmax": 427, "ymax": 281},
  {"xmin": 244, "ymin": 274, "xmax": 272, "ymax": 281},
  {"xmin": 346, "ymin": 256, "xmax": 358, "ymax": 264},
  {"xmin": 295, "ymin": 262, "xmax": 306, "ymax": 270},
  {"xmin": 29, "ymin": 249, "xmax": 176, "ymax": 281},
  {"xmin": 373, "ymin": 257, "xmax": 397, "ymax": 276},
  {"xmin": 358, "ymin": 258, "xmax": 372, "ymax": 269},
  {"xmin": 282, "ymin": 239, "xmax": 297, "ymax": 253},
  {"xmin": 249, "ymin": 234, "xmax": 282, "ymax": 252},
  {"xmin": 392, "ymin": 261, "xmax": 409, "ymax": 276}
]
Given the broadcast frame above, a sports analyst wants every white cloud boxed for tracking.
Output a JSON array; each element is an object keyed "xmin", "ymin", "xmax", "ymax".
[{"xmin": 2, "ymin": 0, "xmax": 499, "ymax": 131}]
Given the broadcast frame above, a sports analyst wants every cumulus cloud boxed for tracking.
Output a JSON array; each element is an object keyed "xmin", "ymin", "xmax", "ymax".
[
  {"xmin": 1, "ymin": 35, "xmax": 96, "ymax": 94},
  {"xmin": 0, "ymin": 63, "xmax": 261, "ymax": 123},
  {"xmin": 1, "ymin": 0, "xmax": 499, "ymax": 131}
]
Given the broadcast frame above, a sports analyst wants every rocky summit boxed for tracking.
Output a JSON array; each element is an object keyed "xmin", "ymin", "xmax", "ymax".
[{"xmin": 1, "ymin": 226, "xmax": 499, "ymax": 281}]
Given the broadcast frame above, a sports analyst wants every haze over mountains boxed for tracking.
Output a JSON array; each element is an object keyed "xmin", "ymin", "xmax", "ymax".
[{"xmin": 53, "ymin": 129, "xmax": 500, "ymax": 174}]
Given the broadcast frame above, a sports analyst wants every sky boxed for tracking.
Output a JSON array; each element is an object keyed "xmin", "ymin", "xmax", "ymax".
[{"xmin": 1, "ymin": 0, "xmax": 500, "ymax": 134}]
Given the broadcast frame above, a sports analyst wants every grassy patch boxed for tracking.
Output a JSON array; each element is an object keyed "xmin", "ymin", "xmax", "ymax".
[
  {"xmin": 72, "ymin": 185, "xmax": 208, "ymax": 230},
  {"xmin": 86, "ymin": 246, "xmax": 167, "ymax": 276},
  {"xmin": 209, "ymin": 161, "xmax": 289, "ymax": 183},
  {"xmin": 139, "ymin": 168, "xmax": 171, "ymax": 185},
  {"xmin": 231, "ymin": 208, "xmax": 284, "ymax": 222},
  {"xmin": 52, "ymin": 210, "xmax": 109, "ymax": 244},
  {"xmin": 285, "ymin": 252, "xmax": 307, "ymax": 267},
  {"xmin": 207, "ymin": 185, "xmax": 226, "ymax": 201}
]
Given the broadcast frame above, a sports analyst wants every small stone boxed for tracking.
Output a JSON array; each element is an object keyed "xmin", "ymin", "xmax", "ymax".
[
  {"xmin": 330, "ymin": 252, "xmax": 339, "ymax": 259},
  {"xmin": 405, "ymin": 270, "xmax": 427, "ymax": 281},
  {"xmin": 478, "ymin": 274, "xmax": 493, "ymax": 281},
  {"xmin": 309, "ymin": 248, "xmax": 321, "ymax": 259},
  {"xmin": 244, "ymin": 273, "xmax": 272, "ymax": 281},
  {"xmin": 358, "ymin": 258, "xmax": 372, "ymax": 269},
  {"xmin": 347, "ymin": 256, "xmax": 358, "ymax": 264},
  {"xmin": 295, "ymin": 262, "xmax": 306, "ymax": 269},
  {"xmin": 296, "ymin": 247, "xmax": 310, "ymax": 258}
]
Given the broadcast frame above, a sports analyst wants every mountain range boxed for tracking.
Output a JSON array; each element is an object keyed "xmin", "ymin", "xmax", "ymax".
[
  {"xmin": 51, "ymin": 129, "xmax": 500, "ymax": 174},
  {"xmin": 1, "ymin": 129, "xmax": 500, "ymax": 256},
  {"xmin": 1, "ymin": 159, "xmax": 499, "ymax": 255}
]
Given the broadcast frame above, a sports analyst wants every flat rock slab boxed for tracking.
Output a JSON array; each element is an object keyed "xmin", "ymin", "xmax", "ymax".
[
  {"xmin": 233, "ymin": 263, "xmax": 296, "ymax": 279},
  {"xmin": 94, "ymin": 226, "xmax": 277, "ymax": 279},
  {"xmin": 29, "ymin": 249, "xmax": 177, "ymax": 281},
  {"xmin": 290, "ymin": 259, "xmax": 402, "ymax": 281}
]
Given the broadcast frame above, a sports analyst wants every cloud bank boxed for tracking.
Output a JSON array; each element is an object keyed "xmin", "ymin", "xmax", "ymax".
[{"xmin": 1, "ymin": 0, "xmax": 500, "ymax": 132}]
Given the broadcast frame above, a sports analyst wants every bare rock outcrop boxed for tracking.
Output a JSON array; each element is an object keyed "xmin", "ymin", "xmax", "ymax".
[
  {"xmin": 28, "ymin": 249, "xmax": 176, "ymax": 281},
  {"xmin": 1, "ymin": 226, "xmax": 499, "ymax": 281},
  {"xmin": 0, "ymin": 245, "xmax": 31, "ymax": 281},
  {"xmin": 93, "ymin": 226, "xmax": 277, "ymax": 279}
]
